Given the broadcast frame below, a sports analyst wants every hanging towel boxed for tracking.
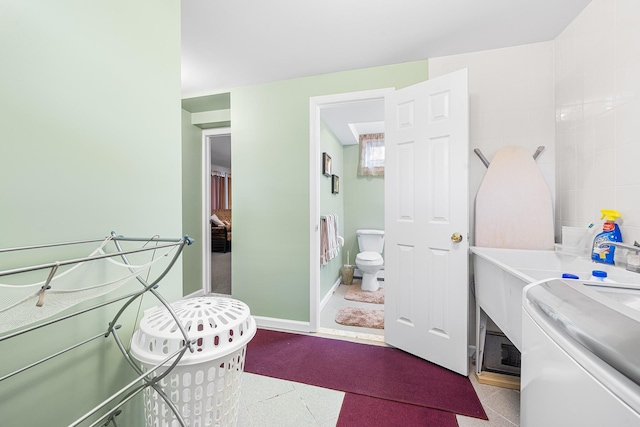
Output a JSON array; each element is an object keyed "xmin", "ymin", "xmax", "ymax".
[
  {"xmin": 320, "ymin": 217, "xmax": 329, "ymax": 265},
  {"xmin": 328, "ymin": 214, "xmax": 339, "ymax": 261},
  {"xmin": 320, "ymin": 215, "xmax": 339, "ymax": 265}
]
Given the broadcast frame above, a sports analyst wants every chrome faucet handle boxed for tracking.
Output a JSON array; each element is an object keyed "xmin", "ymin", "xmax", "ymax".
[{"xmin": 598, "ymin": 241, "xmax": 640, "ymax": 253}]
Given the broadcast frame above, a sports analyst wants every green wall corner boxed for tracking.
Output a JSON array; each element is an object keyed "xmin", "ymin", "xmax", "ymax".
[
  {"xmin": 0, "ymin": 1, "xmax": 182, "ymax": 425},
  {"xmin": 182, "ymin": 109, "xmax": 205, "ymax": 296},
  {"xmin": 320, "ymin": 121, "xmax": 345, "ymax": 297},
  {"xmin": 228, "ymin": 60, "xmax": 428, "ymax": 322}
]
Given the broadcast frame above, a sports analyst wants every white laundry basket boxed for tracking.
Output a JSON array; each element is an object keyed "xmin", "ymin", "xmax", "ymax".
[{"xmin": 130, "ymin": 296, "xmax": 256, "ymax": 427}]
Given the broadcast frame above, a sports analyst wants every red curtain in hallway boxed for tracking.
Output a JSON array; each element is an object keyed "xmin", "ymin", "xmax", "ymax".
[
  {"xmin": 211, "ymin": 175, "xmax": 226, "ymax": 210},
  {"xmin": 227, "ymin": 174, "xmax": 232, "ymax": 209}
]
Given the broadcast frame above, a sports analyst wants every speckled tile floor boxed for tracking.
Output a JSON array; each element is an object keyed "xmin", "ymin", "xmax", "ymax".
[{"xmin": 237, "ymin": 373, "xmax": 344, "ymax": 427}]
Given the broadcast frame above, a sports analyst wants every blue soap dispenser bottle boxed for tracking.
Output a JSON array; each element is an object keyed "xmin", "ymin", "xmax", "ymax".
[{"xmin": 591, "ymin": 209, "xmax": 622, "ymax": 265}]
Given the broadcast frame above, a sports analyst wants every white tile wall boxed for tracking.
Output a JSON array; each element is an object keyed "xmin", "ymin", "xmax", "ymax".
[
  {"xmin": 429, "ymin": 42, "xmax": 556, "ymax": 243},
  {"xmin": 555, "ymin": 0, "xmax": 640, "ymax": 246},
  {"xmin": 430, "ymin": 0, "xmax": 640, "ymax": 249}
]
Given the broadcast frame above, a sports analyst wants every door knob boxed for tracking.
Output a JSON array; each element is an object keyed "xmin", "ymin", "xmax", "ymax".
[{"xmin": 451, "ymin": 232, "xmax": 463, "ymax": 243}]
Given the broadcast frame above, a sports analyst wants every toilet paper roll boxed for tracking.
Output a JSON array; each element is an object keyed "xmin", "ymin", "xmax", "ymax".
[{"xmin": 337, "ymin": 236, "xmax": 344, "ymax": 247}]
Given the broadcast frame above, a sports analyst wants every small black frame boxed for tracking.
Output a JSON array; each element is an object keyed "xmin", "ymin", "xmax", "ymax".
[
  {"xmin": 331, "ymin": 174, "xmax": 339, "ymax": 194},
  {"xmin": 322, "ymin": 152, "xmax": 332, "ymax": 176}
]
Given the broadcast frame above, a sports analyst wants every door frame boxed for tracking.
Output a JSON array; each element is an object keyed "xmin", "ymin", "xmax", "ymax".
[
  {"xmin": 201, "ymin": 127, "xmax": 231, "ymax": 294},
  {"xmin": 308, "ymin": 88, "xmax": 393, "ymax": 331}
]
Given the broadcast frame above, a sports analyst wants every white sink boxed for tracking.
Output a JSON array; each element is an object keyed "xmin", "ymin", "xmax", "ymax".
[{"xmin": 470, "ymin": 246, "xmax": 640, "ymax": 356}]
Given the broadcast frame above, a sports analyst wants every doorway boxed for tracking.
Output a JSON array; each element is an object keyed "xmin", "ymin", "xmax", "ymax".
[
  {"xmin": 309, "ymin": 70, "xmax": 470, "ymax": 376},
  {"xmin": 202, "ymin": 128, "xmax": 232, "ymax": 295},
  {"xmin": 309, "ymin": 88, "xmax": 392, "ymax": 338}
]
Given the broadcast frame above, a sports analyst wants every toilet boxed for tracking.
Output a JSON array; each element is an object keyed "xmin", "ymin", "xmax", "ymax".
[{"xmin": 355, "ymin": 229, "xmax": 385, "ymax": 292}]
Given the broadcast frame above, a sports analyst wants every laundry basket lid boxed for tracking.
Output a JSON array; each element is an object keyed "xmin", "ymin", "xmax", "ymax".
[{"xmin": 130, "ymin": 296, "xmax": 256, "ymax": 366}]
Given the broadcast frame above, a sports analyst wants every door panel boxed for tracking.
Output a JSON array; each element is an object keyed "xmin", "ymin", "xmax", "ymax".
[
  {"xmin": 385, "ymin": 69, "xmax": 469, "ymax": 375},
  {"xmin": 397, "ymin": 244, "xmax": 415, "ymax": 326},
  {"xmin": 398, "ymin": 143, "xmax": 415, "ymax": 218}
]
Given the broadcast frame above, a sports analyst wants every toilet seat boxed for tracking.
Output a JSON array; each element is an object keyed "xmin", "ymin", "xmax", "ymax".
[{"xmin": 356, "ymin": 251, "xmax": 383, "ymax": 266}]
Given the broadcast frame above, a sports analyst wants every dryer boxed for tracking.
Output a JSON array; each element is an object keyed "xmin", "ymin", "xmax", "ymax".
[{"xmin": 521, "ymin": 278, "xmax": 640, "ymax": 427}]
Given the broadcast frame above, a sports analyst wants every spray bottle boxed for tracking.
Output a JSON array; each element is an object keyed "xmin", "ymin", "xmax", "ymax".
[{"xmin": 591, "ymin": 209, "xmax": 623, "ymax": 265}]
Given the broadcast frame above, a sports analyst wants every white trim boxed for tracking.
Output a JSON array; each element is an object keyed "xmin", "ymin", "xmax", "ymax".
[
  {"xmin": 320, "ymin": 277, "xmax": 343, "ymax": 312},
  {"xmin": 184, "ymin": 289, "xmax": 205, "ymax": 299},
  {"xmin": 309, "ymin": 88, "xmax": 394, "ymax": 332},
  {"xmin": 201, "ymin": 128, "xmax": 231, "ymax": 295},
  {"xmin": 309, "ymin": 98, "xmax": 321, "ymax": 332},
  {"xmin": 253, "ymin": 316, "xmax": 314, "ymax": 333}
]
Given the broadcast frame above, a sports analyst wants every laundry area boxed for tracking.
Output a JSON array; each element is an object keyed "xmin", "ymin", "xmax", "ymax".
[{"xmin": 5, "ymin": 1, "xmax": 640, "ymax": 426}]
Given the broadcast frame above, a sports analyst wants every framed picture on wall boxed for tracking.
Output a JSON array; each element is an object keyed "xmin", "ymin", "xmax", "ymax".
[
  {"xmin": 332, "ymin": 174, "xmax": 339, "ymax": 194},
  {"xmin": 322, "ymin": 152, "xmax": 332, "ymax": 176}
]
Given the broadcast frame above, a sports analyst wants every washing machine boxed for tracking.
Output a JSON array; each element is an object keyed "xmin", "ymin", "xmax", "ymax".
[{"xmin": 521, "ymin": 277, "xmax": 640, "ymax": 427}]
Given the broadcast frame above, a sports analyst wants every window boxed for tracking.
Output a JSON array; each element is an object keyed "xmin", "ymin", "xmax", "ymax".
[{"xmin": 357, "ymin": 133, "xmax": 385, "ymax": 176}]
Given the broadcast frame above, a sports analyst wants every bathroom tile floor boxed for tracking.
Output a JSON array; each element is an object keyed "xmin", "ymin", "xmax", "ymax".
[
  {"xmin": 319, "ymin": 282, "xmax": 384, "ymax": 340},
  {"xmin": 236, "ymin": 282, "xmax": 520, "ymax": 426}
]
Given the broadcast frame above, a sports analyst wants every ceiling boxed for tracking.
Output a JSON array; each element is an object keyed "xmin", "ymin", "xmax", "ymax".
[
  {"xmin": 181, "ymin": 0, "xmax": 592, "ymax": 98},
  {"xmin": 209, "ymin": 134, "xmax": 231, "ymax": 170},
  {"xmin": 321, "ymin": 99, "xmax": 385, "ymax": 145},
  {"xmin": 186, "ymin": 0, "xmax": 592, "ymax": 153}
]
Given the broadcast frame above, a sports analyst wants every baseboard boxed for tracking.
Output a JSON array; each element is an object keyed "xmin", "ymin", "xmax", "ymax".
[
  {"xmin": 253, "ymin": 316, "xmax": 314, "ymax": 333},
  {"xmin": 475, "ymin": 370, "xmax": 521, "ymax": 390},
  {"xmin": 183, "ymin": 289, "xmax": 205, "ymax": 299},
  {"xmin": 182, "ymin": 294, "xmax": 314, "ymax": 334},
  {"xmin": 320, "ymin": 277, "xmax": 342, "ymax": 311}
]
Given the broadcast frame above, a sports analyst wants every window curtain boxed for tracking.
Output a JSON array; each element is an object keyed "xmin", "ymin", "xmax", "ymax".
[
  {"xmin": 357, "ymin": 133, "xmax": 385, "ymax": 176},
  {"xmin": 227, "ymin": 173, "xmax": 232, "ymax": 209},
  {"xmin": 211, "ymin": 171, "xmax": 231, "ymax": 210},
  {"xmin": 211, "ymin": 173, "xmax": 226, "ymax": 210}
]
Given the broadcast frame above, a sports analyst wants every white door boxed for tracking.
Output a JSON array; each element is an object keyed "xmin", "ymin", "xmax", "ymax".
[{"xmin": 384, "ymin": 69, "xmax": 469, "ymax": 376}]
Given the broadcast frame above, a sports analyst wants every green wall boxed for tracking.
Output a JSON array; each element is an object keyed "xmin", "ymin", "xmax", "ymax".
[
  {"xmin": 182, "ymin": 109, "xmax": 205, "ymax": 295},
  {"xmin": 0, "ymin": 1, "xmax": 181, "ymax": 425},
  {"xmin": 318, "ymin": 125, "xmax": 386, "ymax": 300},
  {"xmin": 343, "ymin": 145, "xmax": 386, "ymax": 262},
  {"xmin": 319, "ymin": 121, "xmax": 345, "ymax": 297},
  {"xmin": 229, "ymin": 61, "xmax": 428, "ymax": 322},
  {"xmin": 181, "ymin": 93, "xmax": 232, "ymax": 295}
]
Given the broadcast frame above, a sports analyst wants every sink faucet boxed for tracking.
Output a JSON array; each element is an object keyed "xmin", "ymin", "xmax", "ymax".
[
  {"xmin": 595, "ymin": 241, "xmax": 640, "ymax": 272},
  {"xmin": 597, "ymin": 241, "xmax": 640, "ymax": 252}
]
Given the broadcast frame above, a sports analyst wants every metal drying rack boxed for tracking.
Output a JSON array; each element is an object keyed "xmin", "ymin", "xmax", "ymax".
[{"xmin": 0, "ymin": 232, "xmax": 195, "ymax": 427}]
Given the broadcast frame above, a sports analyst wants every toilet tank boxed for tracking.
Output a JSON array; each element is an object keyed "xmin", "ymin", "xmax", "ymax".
[{"xmin": 357, "ymin": 229, "xmax": 385, "ymax": 253}]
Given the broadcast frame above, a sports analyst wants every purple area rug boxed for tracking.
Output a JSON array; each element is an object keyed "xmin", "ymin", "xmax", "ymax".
[
  {"xmin": 337, "ymin": 394, "xmax": 459, "ymax": 427},
  {"xmin": 244, "ymin": 329, "xmax": 487, "ymax": 420}
]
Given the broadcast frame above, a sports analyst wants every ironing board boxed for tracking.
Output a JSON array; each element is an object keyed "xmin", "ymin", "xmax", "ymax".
[
  {"xmin": 474, "ymin": 145, "xmax": 554, "ymax": 249},
  {"xmin": 473, "ymin": 144, "xmax": 555, "ymax": 384}
]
